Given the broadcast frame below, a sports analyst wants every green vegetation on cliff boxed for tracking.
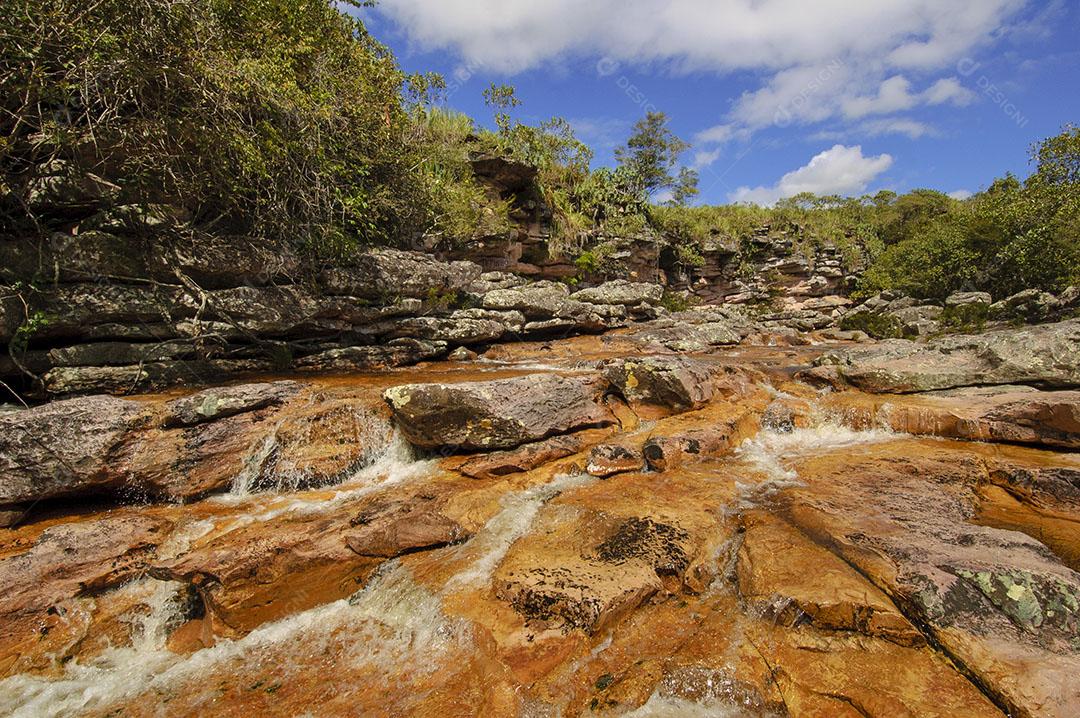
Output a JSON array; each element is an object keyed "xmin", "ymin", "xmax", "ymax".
[{"xmin": 1, "ymin": 0, "xmax": 1075, "ymax": 300}]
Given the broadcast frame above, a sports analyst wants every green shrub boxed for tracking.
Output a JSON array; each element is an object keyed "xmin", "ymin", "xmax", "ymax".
[
  {"xmin": 940, "ymin": 303, "xmax": 989, "ymax": 332},
  {"xmin": 839, "ymin": 311, "xmax": 904, "ymax": 339}
]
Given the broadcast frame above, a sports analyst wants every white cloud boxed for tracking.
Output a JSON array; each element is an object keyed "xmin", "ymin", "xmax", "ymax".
[
  {"xmin": 923, "ymin": 78, "xmax": 977, "ymax": 106},
  {"xmin": 691, "ymin": 147, "xmax": 724, "ymax": 169},
  {"xmin": 948, "ymin": 189, "xmax": 974, "ymax": 200},
  {"xmin": 729, "ymin": 144, "xmax": 894, "ymax": 205},
  {"xmin": 376, "ymin": 0, "xmax": 1024, "ymax": 76}
]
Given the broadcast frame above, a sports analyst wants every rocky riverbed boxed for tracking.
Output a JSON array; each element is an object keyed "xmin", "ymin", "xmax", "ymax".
[{"xmin": 0, "ymin": 319, "xmax": 1079, "ymax": 717}]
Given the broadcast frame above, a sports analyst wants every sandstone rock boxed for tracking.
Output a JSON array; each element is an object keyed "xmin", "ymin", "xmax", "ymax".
[
  {"xmin": 0, "ymin": 514, "xmax": 172, "ymax": 621},
  {"xmin": 829, "ymin": 386, "xmax": 1080, "ymax": 449},
  {"xmin": 467, "ymin": 271, "xmax": 528, "ymax": 294},
  {"xmin": 46, "ymin": 341, "xmax": 194, "ymax": 368},
  {"xmin": 586, "ymin": 444, "xmax": 644, "ymax": 478},
  {"xmin": 448, "ymin": 346, "xmax": 479, "ymax": 362},
  {"xmin": 384, "ymin": 374, "xmax": 611, "ymax": 451},
  {"xmin": 811, "ymin": 319, "xmax": 1080, "ymax": 393},
  {"xmin": 0, "ymin": 395, "xmax": 147, "ymax": 504},
  {"xmin": 24, "ymin": 160, "xmax": 121, "ymax": 218},
  {"xmin": 33, "ymin": 283, "xmax": 182, "ymax": 341},
  {"xmin": 736, "ymin": 512, "xmax": 923, "ymax": 646},
  {"xmin": 390, "ymin": 314, "xmax": 510, "ymax": 345},
  {"xmin": 946, "ymin": 291, "xmax": 992, "ymax": 308},
  {"xmin": 786, "ymin": 445, "xmax": 1080, "ymax": 718},
  {"xmin": 482, "ymin": 281, "xmax": 569, "ymax": 318},
  {"xmin": 344, "ymin": 498, "xmax": 469, "ymax": 558},
  {"xmin": 0, "ymin": 231, "xmax": 149, "ymax": 285},
  {"xmin": 43, "ymin": 359, "xmax": 272, "ymax": 395},
  {"xmin": 458, "ymin": 434, "xmax": 588, "ymax": 480},
  {"xmin": 0, "ymin": 505, "xmax": 27, "ymax": 528},
  {"xmin": 570, "ymin": 280, "xmax": 663, "ymax": 307},
  {"xmin": 321, "ymin": 249, "xmax": 482, "ymax": 300},
  {"xmin": 151, "ymin": 233, "xmax": 302, "ymax": 289},
  {"xmin": 602, "ymin": 357, "xmax": 728, "ymax": 413},
  {"xmin": 163, "ymin": 381, "xmax": 303, "ymax": 427},
  {"xmin": 626, "ymin": 320, "xmax": 740, "ymax": 352},
  {"xmin": 469, "ymin": 153, "xmax": 537, "ymax": 193},
  {"xmin": 295, "ymin": 339, "xmax": 446, "ymax": 372}
]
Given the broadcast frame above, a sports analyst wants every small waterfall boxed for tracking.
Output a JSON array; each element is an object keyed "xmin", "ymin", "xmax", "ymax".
[
  {"xmin": 445, "ymin": 471, "xmax": 596, "ymax": 591},
  {"xmin": 0, "ymin": 564, "xmax": 466, "ymax": 717},
  {"xmin": 731, "ymin": 409, "xmax": 899, "ymax": 510},
  {"xmin": 0, "ymin": 579, "xmax": 188, "ymax": 718},
  {"xmin": 229, "ymin": 405, "xmax": 396, "ymax": 496},
  {"xmin": 621, "ymin": 693, "xmax": 755, "ymax": 718}
]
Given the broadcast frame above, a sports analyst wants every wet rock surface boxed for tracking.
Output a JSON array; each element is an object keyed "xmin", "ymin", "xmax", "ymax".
[
  {"xmin": 383, "ymin": 373, "xmax": 612, "ymax": 451},
  {"xmin": 1, "ymin": 326, "xmax": 1079, "ymax": 718}
]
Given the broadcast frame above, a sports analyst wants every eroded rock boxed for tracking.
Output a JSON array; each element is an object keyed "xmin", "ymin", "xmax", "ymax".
[{"xmin": 384, "ymin": 374, "xmax": 611, "ymax": 451}]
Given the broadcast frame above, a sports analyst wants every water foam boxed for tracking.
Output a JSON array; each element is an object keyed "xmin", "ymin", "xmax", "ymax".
[
  {"xmin": 446, "ymin": 472, "xmax": 596, "ymax": 590},
  {"xmin": 0, "ymin": 565, "xmax": 465, "ymax": 717}
]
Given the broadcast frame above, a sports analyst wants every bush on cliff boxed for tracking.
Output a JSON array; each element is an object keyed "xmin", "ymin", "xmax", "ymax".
[{"xmin": 0, "ymin": 0, "xmax": 503, "ymax": 253}]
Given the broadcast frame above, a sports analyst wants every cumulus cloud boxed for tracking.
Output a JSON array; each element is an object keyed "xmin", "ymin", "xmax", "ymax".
[
  {"xmin": 729, "ymin": 145, "xmax": 894, "ymax": 205},
  {"xmin": 948, "ymin": 189, "xmax": 975, "ymax": 200},
  {"xmin": 374, "ymin": 0, "xmax": 1025, "ymax": 167},
  {"xmin": 376, "ymin": 0, "xmax": 1023, "ymax": 75}
]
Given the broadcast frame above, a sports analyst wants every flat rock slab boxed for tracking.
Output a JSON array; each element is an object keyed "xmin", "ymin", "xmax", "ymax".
[
  {"xmin": 827, "ymin": 386, "xmax": 1080, "ymax": 449},
  {"xmin": 383, "ymin": 374, "xmax": 612, "ymax": 451},
  {"xmin": 809, "ymin": 319, "xmax": 1080, "ymax": 393}
]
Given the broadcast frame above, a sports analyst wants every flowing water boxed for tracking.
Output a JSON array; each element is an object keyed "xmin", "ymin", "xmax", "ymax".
[{"xmin": 1, "ymin": 349, "xmax": 1074, "ymax": 717}]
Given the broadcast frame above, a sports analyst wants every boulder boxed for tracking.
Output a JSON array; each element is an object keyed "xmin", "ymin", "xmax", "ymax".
[
  {"xmin": 602, "ymin": 357, "xmax": 729, "ymax": 413},
  {"xmin": 0, "ymin": 395, "xmax": 148, "ymax": 504},
  {"xmin": 383, "ymin": 374, "xmax": 611, "ymax": 451},
  {"xmin": 457, "ymin": 434, "xmax": 589, "ymax": 480},
  {"xmin": 810, "ymin": 319, "xmax": 1080, "ymax": 393},
  {"xmin": 945, "ymin": 291, "xmax": 992, "ymax": 308},
  {"xmin": 571, "ymin": 280, "xmax": 663, "ymax": 307},
  {"xmin": 163, "ymin": 381, "xmax": 303, "ymax": 427},
  {"xmin": 482, "ymin": 281, "xmax": 570, "ymax": 318},
  {"xmin": 586, "ymin": 444, "xmax": 644, "ymax": 478}
]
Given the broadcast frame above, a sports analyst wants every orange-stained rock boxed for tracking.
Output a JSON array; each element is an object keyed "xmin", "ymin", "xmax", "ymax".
[
  {"xmin": 736, "ymin": 511, "xmax": 924, "ymax": 647},
  {"xmin": 785, "ymin": 441, "xmax": 1080, "ymax": 718},
  {"xmin": 824, "ymin": 386, "xmax": 1080, "ymax": 449}
]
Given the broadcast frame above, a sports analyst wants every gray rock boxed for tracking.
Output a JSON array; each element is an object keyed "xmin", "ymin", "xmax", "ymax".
[
  {"xmin": 810, "ymin": 319, "xmax": 1080, "ymax": 393},
  {"xmin": 0, "ymin": 395, "xmax": 147, "ymax": 504},
  {"xmin": 24, "ymin": 160, "xmax": 121, "ymax": 218},
  {"xmin": 321, "ymin": 249, "xmax": 482, "ymax": 300},
  {"xmin": 570, "ymin": 280, "xmax": 663, "ymax": 307},
  {"xmin": 483, "ymin": 281, "xmax": 571, "ymax": 318},
  {"xmin": 602, "ymin": 357, "xmax": 725, "ymax": 412},
  {"xmin": 384, "ymin": 374, "xmax": 610, "ymax": 451},
  {"xmin": 467, "ymin": 271, "xmax": 528, "ymax": 294},
  {"xmin": 295, "ymin": 339, "xmax": 446, "ymax": 372},
  {"xmin": 945, "ymin": 291, "xmax": 992, "ymax": 308},
  {"xmin": 42, "ymin": 359, "xmax": 272, "ymax": 395},
  {"xmin": 163, "ymin": 381, "xmax": 303, "ymax": 428},
  {"xmin": 46, "ymin": 341, "xmax": 194, "ymax": 368}
]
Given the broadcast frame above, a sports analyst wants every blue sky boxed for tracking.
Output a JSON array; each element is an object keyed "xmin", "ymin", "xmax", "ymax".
[{"xmin": 357, "ymin": 1, "xmax": 1079, "ymax": 205}]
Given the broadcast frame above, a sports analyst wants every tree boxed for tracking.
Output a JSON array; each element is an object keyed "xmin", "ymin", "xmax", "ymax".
[{"xmin": 615, "ymin": 112, "xmax": 696, "ymax": 203}]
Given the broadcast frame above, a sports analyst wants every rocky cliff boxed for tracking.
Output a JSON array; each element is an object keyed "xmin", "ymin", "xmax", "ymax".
[{"xmin": 2, "ymin": 155, "xmax": 1077, "ymax": 400}]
